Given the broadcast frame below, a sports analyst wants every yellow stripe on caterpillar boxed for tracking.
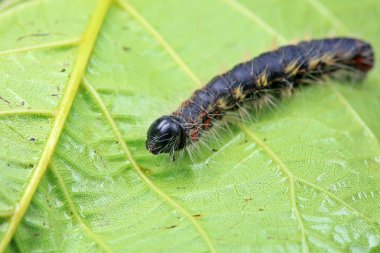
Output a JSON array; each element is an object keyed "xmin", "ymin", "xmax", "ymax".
[{"xmin": 256, "ymin": 72, "xmax": 268, "ymax": 87}]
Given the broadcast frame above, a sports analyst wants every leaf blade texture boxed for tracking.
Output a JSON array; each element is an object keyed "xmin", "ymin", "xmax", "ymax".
[{"xmin": 0, "ymin": 0, "xmax": 380, "ymax": 252}]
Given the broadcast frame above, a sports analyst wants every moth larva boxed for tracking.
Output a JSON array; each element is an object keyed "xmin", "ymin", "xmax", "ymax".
[{"xmin": 146, "ymin": 37, "xmax": 375, "ymax": 161}]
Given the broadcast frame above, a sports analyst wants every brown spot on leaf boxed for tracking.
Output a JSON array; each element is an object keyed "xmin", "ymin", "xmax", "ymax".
[
  {"xmin": 122, "ymin": 46, "xmax": 131, "ymax": 52},
  {"xmin": 141, "ymin": 167, "xmax": 153, "ymax": 176}
]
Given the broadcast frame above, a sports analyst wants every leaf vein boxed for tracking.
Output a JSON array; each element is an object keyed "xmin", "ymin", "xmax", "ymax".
[
  {"xmin": 241, "ymin": 125, "xmax": 309, "ymax": 253},
  {"xmin": 0, "ymin": 37, "xmax": 81, "ymax": 56},
  {"xmin": 0, "ymin": 210, "xmax": 13, "ymax": 219},
  {"xmin": 329, "ymin": 84, "xmax": 379, "ymax": 144},
  {"xmin": 305, "ymin": 0, "xmax": 348, "ymax": 32},
  {"xmin": 82, "ymin": 79, "xmax": 217, "ymax": 253},
  {"xmin": 295, "ymin": 176, "xmax": 380, "ymax": 234},
  {"xmin": 0, "ymin": 0, "xmax": 112, "ymax": 251},
  {"xmin": 50, "ymin": 163, "xmax": 114, "ymax": 253},
  {"xmin": 222, "ymin": 0, "xmax": 287, "ymax": 44},
  {"xmin": 0, "ymin": 109, "xmax": 55, "ymax": 118},
  {"xmin": 115, "ymin": 0, "xmax": 202, "ymax": 86}
]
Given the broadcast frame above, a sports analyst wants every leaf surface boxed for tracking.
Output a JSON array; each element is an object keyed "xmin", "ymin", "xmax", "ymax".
[{"xmin": 0, "ymin": 0, "xmax": 380, "ymax": 252}]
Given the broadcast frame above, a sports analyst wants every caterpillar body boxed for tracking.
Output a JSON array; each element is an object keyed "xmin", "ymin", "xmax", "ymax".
[{"xmin": 146, "ymin": 37, "xmax": 374, "ymax": 161}]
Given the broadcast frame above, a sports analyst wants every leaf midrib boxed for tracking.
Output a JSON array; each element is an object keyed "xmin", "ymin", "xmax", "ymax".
[{"xmin": 0, "ymin": 0, "xmax": 112, "ymax": 251}]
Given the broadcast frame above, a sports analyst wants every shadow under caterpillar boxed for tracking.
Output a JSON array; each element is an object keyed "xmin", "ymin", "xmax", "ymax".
[{"xmin": 146, "ymin": 37, "xmax": 375, "ymax": 161}]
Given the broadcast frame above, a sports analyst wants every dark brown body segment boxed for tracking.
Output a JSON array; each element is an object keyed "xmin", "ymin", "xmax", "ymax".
[{"xmin": 172, "ymin": 37, "xmax": 374, "ymax": 144}]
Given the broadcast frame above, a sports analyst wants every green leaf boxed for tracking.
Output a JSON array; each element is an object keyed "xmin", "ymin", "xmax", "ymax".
[{"xmin": 1, "ymin": 0, "xmax": 380, "ymax": 252}]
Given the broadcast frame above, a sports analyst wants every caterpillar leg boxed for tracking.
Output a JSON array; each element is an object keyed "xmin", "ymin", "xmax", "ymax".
[
  {"xmin": 170, "ymin": 147, "xmax": 176, "ymax": 161},
  {"xmin": 279, "ymin": 79, "xmax": 294, "ymax": 98}
]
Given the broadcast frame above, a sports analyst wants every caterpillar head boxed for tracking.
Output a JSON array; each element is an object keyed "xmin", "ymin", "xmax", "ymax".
[{"xmin": 146, "ymin": 116, "xmax": 187, "ymax": 161}]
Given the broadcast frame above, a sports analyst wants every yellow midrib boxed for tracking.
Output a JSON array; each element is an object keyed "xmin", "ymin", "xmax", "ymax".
[{"xmin": 0, "ymin": 0, "xmax": 112, "ymax": 251}]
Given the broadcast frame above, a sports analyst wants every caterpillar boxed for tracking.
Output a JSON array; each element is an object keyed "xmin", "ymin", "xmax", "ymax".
[{"xmin": 145, "ymin": 37, "xmax": 375, "ymax": 161}]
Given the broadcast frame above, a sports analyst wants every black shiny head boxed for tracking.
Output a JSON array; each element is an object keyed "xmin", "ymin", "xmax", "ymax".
[{"xmin": 146, "ymin": 116, "xmax": 187, "ymax": 160}]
